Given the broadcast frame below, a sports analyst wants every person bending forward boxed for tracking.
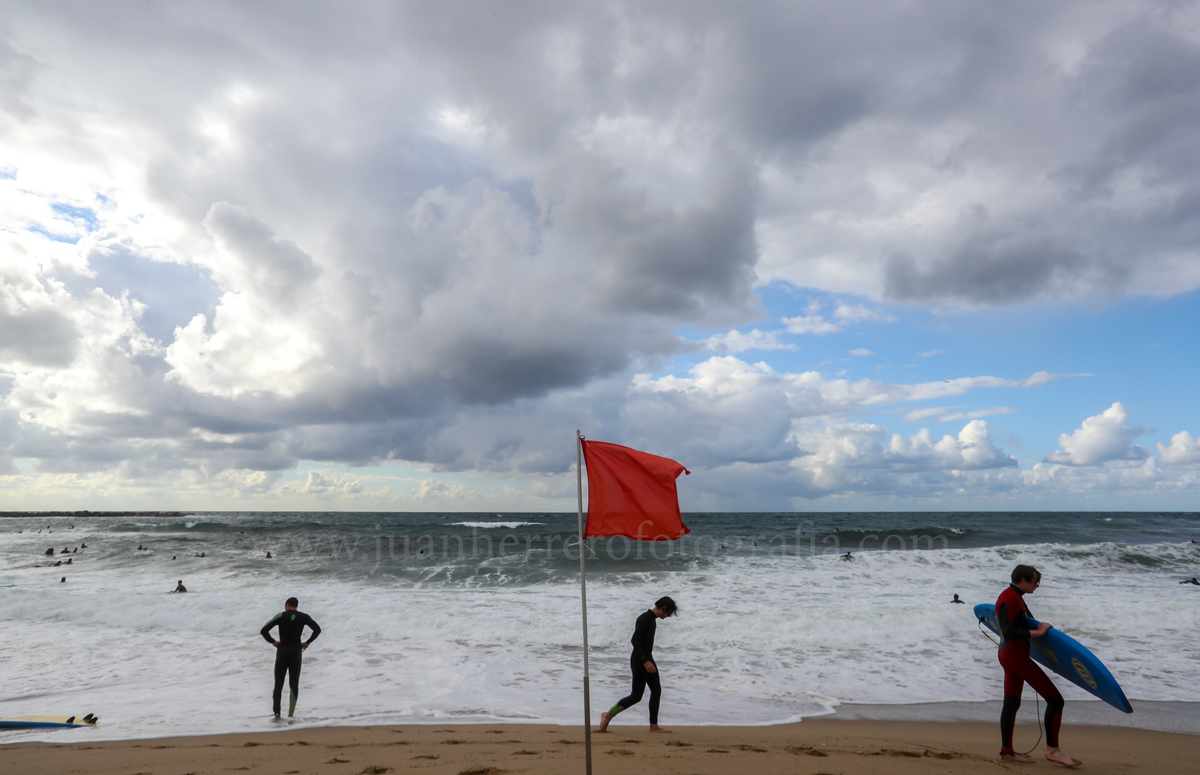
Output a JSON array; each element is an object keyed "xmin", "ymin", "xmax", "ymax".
[
  {"xmin": 598, "ymin": 596, "xmax": 677, "ymax": 733},
  {"xmin": 260, "ymin": 596, "xmax": 321, "ymax": 719}
]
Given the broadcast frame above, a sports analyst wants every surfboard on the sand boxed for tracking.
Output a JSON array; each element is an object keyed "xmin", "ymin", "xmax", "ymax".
[
  {"xmin": 0, "ymin": 716, "xmax": 98, "ymax": 729},
  {"xmin": 975, "ymin": 603, "xmax": 1133, "ymax": 713}
]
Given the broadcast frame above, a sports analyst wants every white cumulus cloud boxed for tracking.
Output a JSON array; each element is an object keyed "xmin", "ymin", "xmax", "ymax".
[
  {"xmin": 703, "ymin": 328, "xmax": 795, "ymax": 353},
  {"xmin": 783, "ymin": 300, "xmax": 894, "ymax": 336},
  {"xmin": 903, "ymin": 406, "xmax": 1019, "ymax": 423},
  {"xmin": 1157, "ymin": 431, "xmax": 1200, "ymax": 465},
  {"xmin": 2, "ymin": 2, "xmax": 1200, "ymax": 508},
  {"xmin": 1045, "ymin": 402, "xmax": 1148, "ymax": 466}
]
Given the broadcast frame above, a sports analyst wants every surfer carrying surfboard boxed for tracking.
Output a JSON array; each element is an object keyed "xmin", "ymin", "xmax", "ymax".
[
  {"xmin": 596, "ymin": 596, "xmax": 678, "ymax": 734},
  {"xmin": 995, "ymin": 565, "xmax": 1080, "ymax": 768},
  {"xmin": 260, "ymin": 597, "xmax": 321, "ymax": 719}
]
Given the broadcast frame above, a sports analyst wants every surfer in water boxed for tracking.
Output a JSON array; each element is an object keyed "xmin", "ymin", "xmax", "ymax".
[
  {"xmin": 1180, "ymin": 577, "xmax": 1200, "ymax": 585},
  {"xmin": 260, "ymin": 597, "xmax": 321, "ymax": 719},
  {"xmin": 172, "ymin": 580, "xmax": 187, "ymax": 593},
  {"xmin": 995, "ymin": 565, "xmax": 1080, "ymax": 768},
  {"xmin": 597, "ymin": 596, "xmax": 678, "ymax": 734},
  {"xmin": 951, "ymin": 594, "xmax": 965, "ymax": 604}
]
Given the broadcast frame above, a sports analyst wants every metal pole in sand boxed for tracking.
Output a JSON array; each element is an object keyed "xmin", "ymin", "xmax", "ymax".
[{"xmin": 576, "ymin": 430, "xmax": 593, "ymax": 775}]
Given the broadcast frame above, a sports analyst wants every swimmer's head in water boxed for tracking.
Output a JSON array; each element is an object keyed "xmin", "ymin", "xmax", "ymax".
[
  {"xmin": 654, "ymin": 596, "xmax": 678, "ymax": 617},
  {"xmin": 285, "ymin": 596, "xmax": 299, "ymax": 609},
  {"xmin": 1011, "ymin": 564, "xmax": 1041, "ymax": 586}
]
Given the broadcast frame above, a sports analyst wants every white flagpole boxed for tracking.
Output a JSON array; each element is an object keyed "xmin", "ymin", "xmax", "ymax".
[{"xmin": 576, "ymin": 430, "xmax": 593, "ymax": 775}]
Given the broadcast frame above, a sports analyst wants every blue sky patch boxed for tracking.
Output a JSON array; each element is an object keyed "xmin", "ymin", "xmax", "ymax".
[
  {"xmin": 50, "ymin": 202, "xmax": 100, "ymax": 231},
  {"xmin": 27, "ymin": 224, "xmax": 79, "ymax": 244}
]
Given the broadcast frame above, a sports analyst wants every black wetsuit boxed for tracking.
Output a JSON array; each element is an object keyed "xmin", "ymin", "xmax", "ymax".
[
  {"xmin": 609, "ymin": 610, "xmax": 662, "ymax": 724},
  {"xmin": 260, "ymin": 609, "xmax": 321, "ymax": 717}
]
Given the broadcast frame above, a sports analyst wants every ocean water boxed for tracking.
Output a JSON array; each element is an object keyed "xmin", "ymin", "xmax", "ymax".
[{"xmin": 1, "ymin": 511, "xmax": 1198, "ymax": 743}]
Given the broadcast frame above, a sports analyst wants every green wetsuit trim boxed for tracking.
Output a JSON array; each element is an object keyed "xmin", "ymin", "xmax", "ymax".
[
  {"xmin": 261, "ymin": 609, "xmax": 321, "ymax": 718},
  {"xmin": 608, "ymin": 704, "xmax": 625, "ymax": 716}
]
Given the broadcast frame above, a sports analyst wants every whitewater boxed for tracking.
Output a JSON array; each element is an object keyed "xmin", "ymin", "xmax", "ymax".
[{"xmin": 1, "ymin": 511, "xmax": 1197, "ymax": 742}]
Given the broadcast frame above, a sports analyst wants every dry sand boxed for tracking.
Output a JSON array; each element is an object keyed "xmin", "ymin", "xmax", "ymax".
[{"xmin": 1, "ymin": 719, "xmax": 1194, "ymax": 775}]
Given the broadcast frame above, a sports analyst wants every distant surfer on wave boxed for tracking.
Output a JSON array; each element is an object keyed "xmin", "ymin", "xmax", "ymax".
[
  {"xmin": 597, "ymin": 596, "xmax": 678, "ymax": 734},
  {"xmin": 951, "ymin": 593, "xmax": 965, "ymax": 604},
  {"xmin": 995, "ymin": 565, "xmax": 1080, "ymax": 768},
  {"xmin": 1180, "ymin": 577, "xmax": 1200, "ymax": 585},
  {"xmin": 172, "ymin": 580, "xmax": 187, "ymax": 593},
  {"xmin": 260, "ymin": 596, "xmax": 321, "ymax": 719}
]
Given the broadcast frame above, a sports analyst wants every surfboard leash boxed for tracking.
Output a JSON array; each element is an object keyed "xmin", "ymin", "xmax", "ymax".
[{"xmin": 977, "ymin": 618, "xmax": 1043, "ymax": 757}]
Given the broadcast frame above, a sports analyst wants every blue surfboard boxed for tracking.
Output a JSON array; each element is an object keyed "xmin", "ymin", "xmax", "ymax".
[
  {"xmin": 0, "ymin": 716, "xmax": 98, "ymax": 729},
  {"xmin": 975, "ymin": 603, "xmax": 1132, "ymax": 713}
]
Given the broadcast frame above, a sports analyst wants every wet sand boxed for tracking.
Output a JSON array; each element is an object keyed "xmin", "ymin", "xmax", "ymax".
[{"xmin": 1, "ymin": 719, "xmax": 1194, "ymax": 775}]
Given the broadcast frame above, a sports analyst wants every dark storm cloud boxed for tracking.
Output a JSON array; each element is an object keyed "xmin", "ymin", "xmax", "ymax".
[
  {"xmin": 0, "ymin": 36, "xmax": 37, "ymax": 120},
  {"xmin": 550, "ymin": 145, "xmax": 760, "ymax": 320},
  {"xmin": 0, "ymin": 305, "xmax": 78, "ymax": 367},
  {"xmin": 204, "ymin": 203, "xmax": 320, "ymax": 300},
  {"xmin": 884, "ymin": 235, "xmax": 1128, "ymax": 304},
  {"xmin": 281, "ymin": 419, "xmax": 464, "ymax": 468},
  {"xmin": 4, "ymin": 0, "xmax": 1200, "ymax": 497},
  {"xmin": 869, "ymin": 6, "xmax": 1200, "ymax": 304},
  {"xmin": 1066, "ymin": 18, "xmax": 1200, "ymax": 189},
  {"xmin": 16, "ymin": 2, "xmax": 1200, "ymax": 305}
]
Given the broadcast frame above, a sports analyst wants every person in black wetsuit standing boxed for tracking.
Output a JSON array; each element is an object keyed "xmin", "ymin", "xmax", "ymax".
[
  {"xmin": 596, "ymin": 596, "xmax": 677, "ymax": 733},
  {"xmin": 260, "ymin": 596, "xmax": 321, "ymax": 719}
]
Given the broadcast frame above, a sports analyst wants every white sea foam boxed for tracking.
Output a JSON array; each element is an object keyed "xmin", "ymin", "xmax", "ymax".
[
  {"xmin": 0, "ymin": 525, "xmax": 1197, "ymax": 743},
  {"xmin": 449, "ymin": 521, "xmax": 546, "ymax": 529}
]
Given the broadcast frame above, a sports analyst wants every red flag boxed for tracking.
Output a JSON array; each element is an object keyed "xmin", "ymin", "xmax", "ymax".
[{"xmin": 581, "ymin": 439, "xmax": 690, "ymax": 540}]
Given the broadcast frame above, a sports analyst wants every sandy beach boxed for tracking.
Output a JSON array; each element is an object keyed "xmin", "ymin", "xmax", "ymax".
[{"xmin": 1, "ymin": 719, "xmax": 1194, "ymax": 775}]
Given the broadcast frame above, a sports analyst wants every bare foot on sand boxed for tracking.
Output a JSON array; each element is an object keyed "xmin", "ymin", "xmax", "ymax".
[
  {"xmin": 596, "ymin": 712, "xmax": 611, "ymax": 733},
  {"xmin": 1046, "ymin": 747, "xmax": 1082, "ymax": 768},
  {"xmin": 649, "ymin": 724, "xmax": 672, "ymax": 733},
  {"xmin": 1001, "ymin": 752, "xmax": 1035, "ymax": 764}
]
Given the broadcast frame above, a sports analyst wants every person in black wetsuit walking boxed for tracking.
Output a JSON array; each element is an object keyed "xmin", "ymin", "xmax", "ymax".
[
  {"xmin": 260, "ymin": 596, "xmax": 321, "ymax": 719},
  {"xmin": 596, "ymin": 596, "xmax": 677, "ymax": 733}
]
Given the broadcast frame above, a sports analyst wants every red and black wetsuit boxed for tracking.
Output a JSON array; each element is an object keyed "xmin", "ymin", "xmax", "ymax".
[{"xmin": 996, "ymin": 584, "xmax": 1063, "ymax": 753}]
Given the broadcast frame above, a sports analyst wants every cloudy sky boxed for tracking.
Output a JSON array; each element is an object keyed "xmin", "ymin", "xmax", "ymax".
[{"xmin": 3, "ymin": 0, "xmax": 1200, "ymax": 511}]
